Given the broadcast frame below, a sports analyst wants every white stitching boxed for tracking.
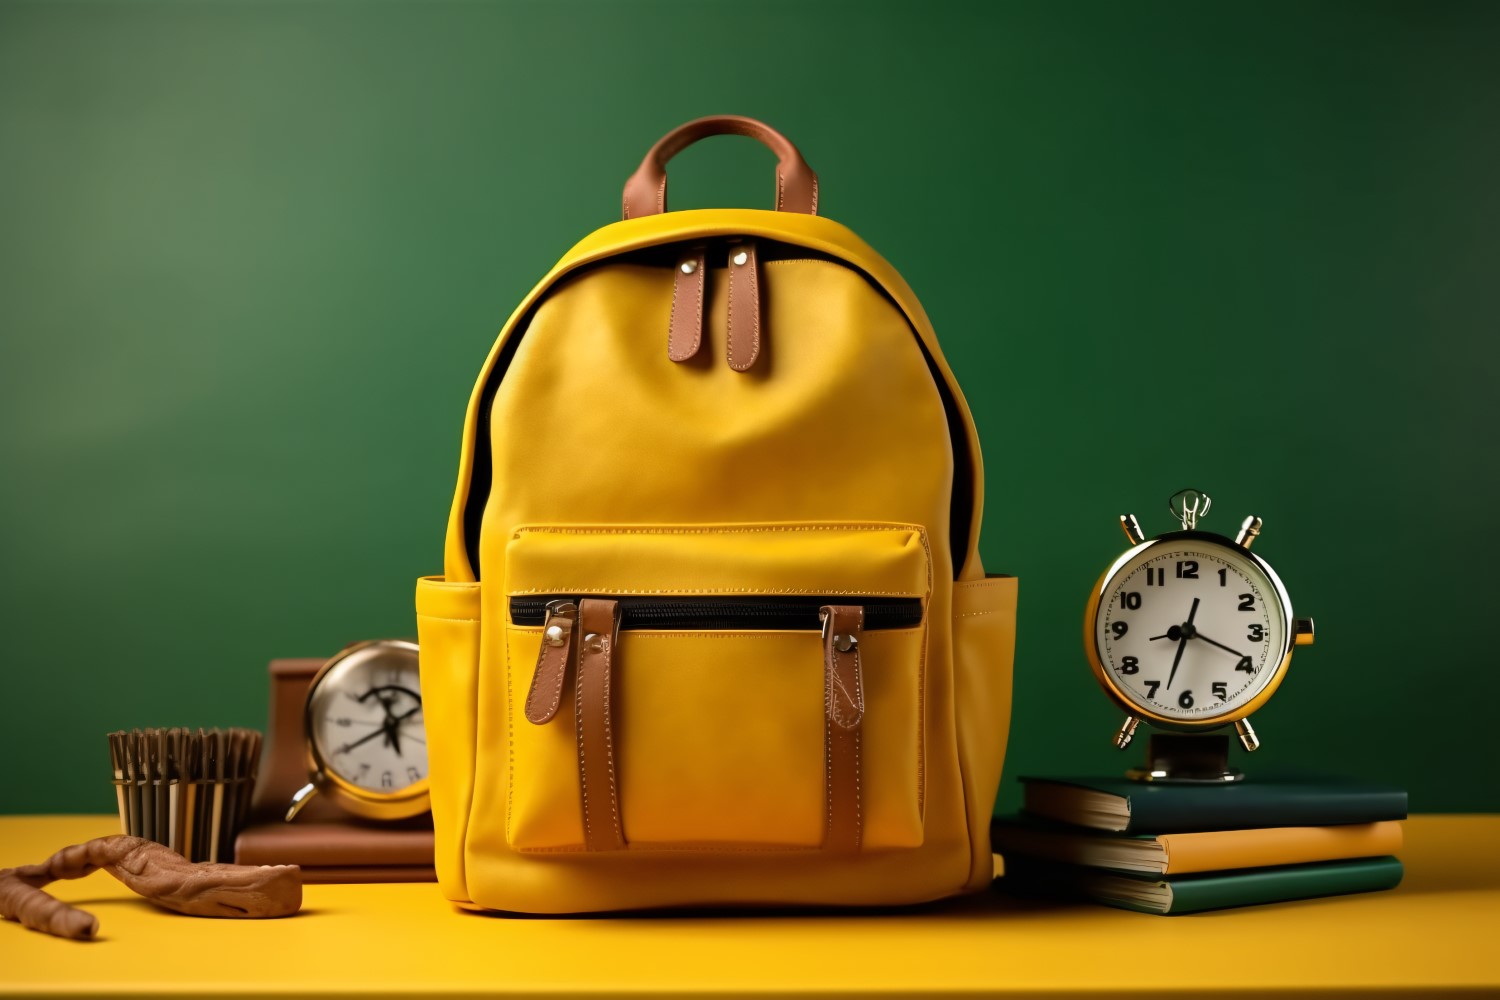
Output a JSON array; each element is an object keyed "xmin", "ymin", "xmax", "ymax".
[
  {"xmin": 601, "ymin": 634, "xmax": 622, "ymax": 844},
  {"xmin": 666, "ymin": 252, "xmax": 683, "ymax": 358},
  {"xmin": 511, "ymin": 587, "xmax": 921, "ymax": 596},
  {"xmin": 513, "ymin": 524, "xmax": 925, "ymax": 538},
  {"xmin": 575, "ymin": 631, "xmax": 591, "ymax": 847},
  {"xmin": 745, "ymin": 243, "xmax": 760, "ymax": 367},
  {"xmin": 691, "ymin": 249, "xmax": 704, "ymax": 355}
]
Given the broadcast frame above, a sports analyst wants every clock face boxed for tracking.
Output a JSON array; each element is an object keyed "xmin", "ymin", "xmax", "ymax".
[
  {"xmin": 1095, "ymin": 538, "xmax": 1289, "ymax": 723},
  {"xmin": 308, "ymin": 645, "xmax": 427, "ymax": 795}
]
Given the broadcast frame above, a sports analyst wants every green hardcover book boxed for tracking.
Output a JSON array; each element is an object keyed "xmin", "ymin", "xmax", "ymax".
[
  {"xmin": 1003, "ymin": 855, "xmax": 1404, "ymax": 915},
  {"xmin": 1019, "ymin": 775, "xmax": 1407, "ymax": 834}
]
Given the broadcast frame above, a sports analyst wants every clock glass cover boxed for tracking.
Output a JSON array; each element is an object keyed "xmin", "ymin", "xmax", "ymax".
[
  {"xmin": 1095, "ymin": 538, "xmax": 1290, "ymax": 722},
  {"xmin": 307, "ymin": 642, "xmax": 428, "ymax": 796}
]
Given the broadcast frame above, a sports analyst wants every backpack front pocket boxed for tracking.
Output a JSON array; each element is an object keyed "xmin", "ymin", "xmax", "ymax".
[{"xmin": 500, "ymin": 523, "xmax": 931, "ymax": 854}]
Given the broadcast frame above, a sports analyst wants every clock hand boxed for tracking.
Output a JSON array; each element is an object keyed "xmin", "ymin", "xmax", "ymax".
[
  {"xmin": 1193, "ymin": 631, "xmax": 1247, "ymax": 659},
  {"xmin": 335, "ymin": 724, "xmax": 394, "ymax": 756},
  {"xmin": 334, "ymin": 706, "xmax": 423, "ymax": 757},
  {"xmin": 1165, "ymin": 598, "xmax": 1200, "ymax": 691},
  {"xmin": 1149, "ymin": 625, "xmax": 1184, "ymax": 642},
  {"xmin": 384, "ymin": 706, "xmax": 422, "ymax": 757}
]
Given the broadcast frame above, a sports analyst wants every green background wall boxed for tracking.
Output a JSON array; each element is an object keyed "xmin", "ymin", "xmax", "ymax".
[{"xmin": 2, "ymin": 0, "xmax": 1496, "ymax": 815}]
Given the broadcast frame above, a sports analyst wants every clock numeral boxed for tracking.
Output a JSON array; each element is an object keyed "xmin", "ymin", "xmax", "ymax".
[
  {"xmin": 334, "ymin": 717, "xmax": 351, "ymax": 728},
  {"xmin": 1110, "ymin": 621, "xmax": 1129, "ymax": 639},
  {"xmin": 1143, "ymin": 680, "xmax": 1161, "ymax": 700},
  {"xmin": 407, "ymin": 766, "xmax": 422, "ymax": 782},
  {"xmin": 1178, "ymin": 690, "xmax": 1194, "ymax": 709},
  {"xmin": 381, "ymin": 771, "xmax": 394, "ymax": 789},
  {"xmin": 1239, "ymin": 594, "xmax": 1256, "ymax": 611},
  {"xmin": 1145, "ymin": 567, "xmax": 1165, "ymax": 587},
  {"xmin": 1176, "ymin": 560, "xmax": 1199, "ymax": 580},
  {"xmin": 1212, "ymin": 681, "xmax": 1228, "ymax": 701},
  {"xmin": 1247, "ymin": 623, "xmax": 1265, "ymax": 642},
  {"xmin": 1218, "ymin": 568, "xmax": 1228, "ymax": 587},
  {"xmin": 1120, "ymin": 656, "xmax": 1140, "ymax": 675},
  {"xmin": 1119, "ymin": 591, "xmax": 1142, "ymax": 610},
  {"xmin": 1236, "ymin": 656, "xmax": 1255, "ymax": 674}
]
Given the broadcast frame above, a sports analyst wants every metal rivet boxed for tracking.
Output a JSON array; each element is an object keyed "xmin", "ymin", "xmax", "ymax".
[
  {"xmin": 732, "ymin": 251, "xmax": 748, "ymax": 266},
  {"xmin": 544, "ymin": 625, "xmax": 566, "ymax": 647},
  {"xmin": 834, "ymin": 634, "xmax": 858, "ymax": 653},
  {"xmin": 583, "ymin": 633, "xmax": 606, "ymax": 653},
  {"xmin": 680, "ymin": 260, "xmax": 697, "ymax": 274}
]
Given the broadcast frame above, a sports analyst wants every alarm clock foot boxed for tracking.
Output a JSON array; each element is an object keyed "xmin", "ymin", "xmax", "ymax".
[
  {"xmin": 285, "ymin": 782, "xmax": 318, "ymax": 822},
  {"xmin": 1235, "ymin": 717, "xmax": 1261, "ymax": 752},
  {"xmin": 1113, "ymin": 715, "xmax": 1141, "ymax": 750}
]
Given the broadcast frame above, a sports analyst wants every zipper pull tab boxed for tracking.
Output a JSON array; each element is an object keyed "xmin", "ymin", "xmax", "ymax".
[
  {"xmin": 820, "ymin": 605, "xmax": 865, "ymax": 730},
  {"xmin": 667, "ymin": 245, "xmax": 707, "ymax": 363},
  {"xmin": 820, "ymin": 604, "xmax": 865, "ymax": 851},
  {"xmin": 725, "ymin": 239, "xmax": 762, "ymax": 371},
  {"xmin": 525, "ymin": 600, "xmax": 576, "ymax": 725}
]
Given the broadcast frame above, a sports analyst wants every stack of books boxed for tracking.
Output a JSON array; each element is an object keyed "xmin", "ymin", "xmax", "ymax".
[{"xmin": 993, "ymin": 775, "xmax": 1408, "ymax": 915}]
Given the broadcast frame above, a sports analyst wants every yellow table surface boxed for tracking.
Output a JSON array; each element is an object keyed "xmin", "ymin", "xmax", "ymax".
[{"xmin": 1, "ymin": 814, "xmax": 1497, "ymax": 998}]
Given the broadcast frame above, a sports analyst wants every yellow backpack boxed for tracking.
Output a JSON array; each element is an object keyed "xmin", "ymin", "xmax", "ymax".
[{"xmin": 415, "ymin": 116, "xmax": 1016, "ymax": 912}]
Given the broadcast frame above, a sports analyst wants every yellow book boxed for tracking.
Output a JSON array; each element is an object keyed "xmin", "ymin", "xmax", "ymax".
[{"xmin": 992, "ymin": 817, "xmax": 1403, "ymax": 875}]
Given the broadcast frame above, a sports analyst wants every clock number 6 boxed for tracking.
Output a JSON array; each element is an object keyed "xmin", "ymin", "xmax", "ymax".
[{"xmin": 1177, "ymin": 690, "xmax": 1194, "ymax": 709}]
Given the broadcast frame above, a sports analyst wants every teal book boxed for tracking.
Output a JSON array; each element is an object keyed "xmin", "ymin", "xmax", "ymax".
[
  {"xmin": 1003, "ymin": 855, "xmax": 1405, "ymax": 915},
  {"xmin": 1019, "ymin": 775, "xmax": 1407, "ymax": 834}
]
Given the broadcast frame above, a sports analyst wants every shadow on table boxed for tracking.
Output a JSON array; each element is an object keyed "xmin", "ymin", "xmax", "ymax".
[{"xmin": 456, "ymin": 881, "xmax": 1084, "ymax": 923}]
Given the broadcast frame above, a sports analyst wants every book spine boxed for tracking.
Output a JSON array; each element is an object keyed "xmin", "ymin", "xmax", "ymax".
[
  {"xmin": 1130, "ymin": 789, "xmax": 1408, "ymax": 833},
  {"xmin": 1165, "ymin": 856, "xmax": 1405, "ymax": 914}
]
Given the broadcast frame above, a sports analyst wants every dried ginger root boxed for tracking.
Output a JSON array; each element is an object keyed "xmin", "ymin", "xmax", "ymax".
[{"xmin": 0, "ymin": 835, "xmax": 300, "ymax": 940}]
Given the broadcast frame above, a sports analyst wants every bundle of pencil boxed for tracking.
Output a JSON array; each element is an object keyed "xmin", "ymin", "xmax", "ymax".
[{"xmin": 106, "ymin": 728, "xmax": 262, "ymax": 863}]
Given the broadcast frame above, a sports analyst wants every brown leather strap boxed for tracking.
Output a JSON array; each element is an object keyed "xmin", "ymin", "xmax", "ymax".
[
  {"xmin": 667, "ymin": 246, "xmax": 707, "ymax": 363},
  {"xmin": 524, "ymin": 602, "xmax": 575, "ymax": 725},
  {"xmin": 821, "ymin": 605, "xmax": 865, "ymax": 851},
  {"xmin": 576, "ymin": 598, "xmax": 626, "ymax": 851},
  {"xmin": 725, "ymin": 241, "xmax": 762, "ymax": 371},
  {"xmin": 622, "ymin": 115, "xmax": 819, "ymax": 220}
]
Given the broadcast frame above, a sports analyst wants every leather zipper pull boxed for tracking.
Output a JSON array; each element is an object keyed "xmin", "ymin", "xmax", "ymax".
[
  {"xmin": 576, "ymin": 598, "xmax": 626, "ymax": 851},
  {"xmin": 667, "ymin": 245, "xmax": 707, "ymax": 363},
  {"xmin": 725, "ymin": 239, "xmax": 762, "ymax": 371},
  {"xmin": 524, "ymin": 600, "xmax": 576, "ymax": 725},
  {"xmin": 821, "ymin": 606, "xmax": 865, "ymax": 730},
  {"xmin": 821, "ymin": 604, "xmax": 864, "ymax": 851}
]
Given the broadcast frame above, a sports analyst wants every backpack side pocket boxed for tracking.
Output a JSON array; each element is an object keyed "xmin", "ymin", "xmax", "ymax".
[
  {"xmin": 415, "ymin": 575, "xmax": 482, "ymax": 901},
  {"xmin": 951, "ymin": 574, "xmax": 1017, "ymax": 889}
]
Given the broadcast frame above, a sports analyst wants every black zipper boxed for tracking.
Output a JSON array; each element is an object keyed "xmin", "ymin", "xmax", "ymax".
[{"xmin": 509, "ymin": 595, "xmax": 924, "ymax": 631}]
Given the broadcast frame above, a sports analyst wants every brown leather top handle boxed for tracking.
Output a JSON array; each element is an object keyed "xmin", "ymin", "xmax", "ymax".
[{"xmin": 622, "ymin": 115, "xmax": 819, "ymax": 219}]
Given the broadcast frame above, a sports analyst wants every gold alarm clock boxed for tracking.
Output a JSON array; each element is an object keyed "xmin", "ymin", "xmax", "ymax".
[
  {"xmin": 1084, "ymin": 490, "xmax": 1315, "ymax": 778},
  {"xmin": 284, "ymin": 639, "xmax": 430, "ymax": 822}
]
